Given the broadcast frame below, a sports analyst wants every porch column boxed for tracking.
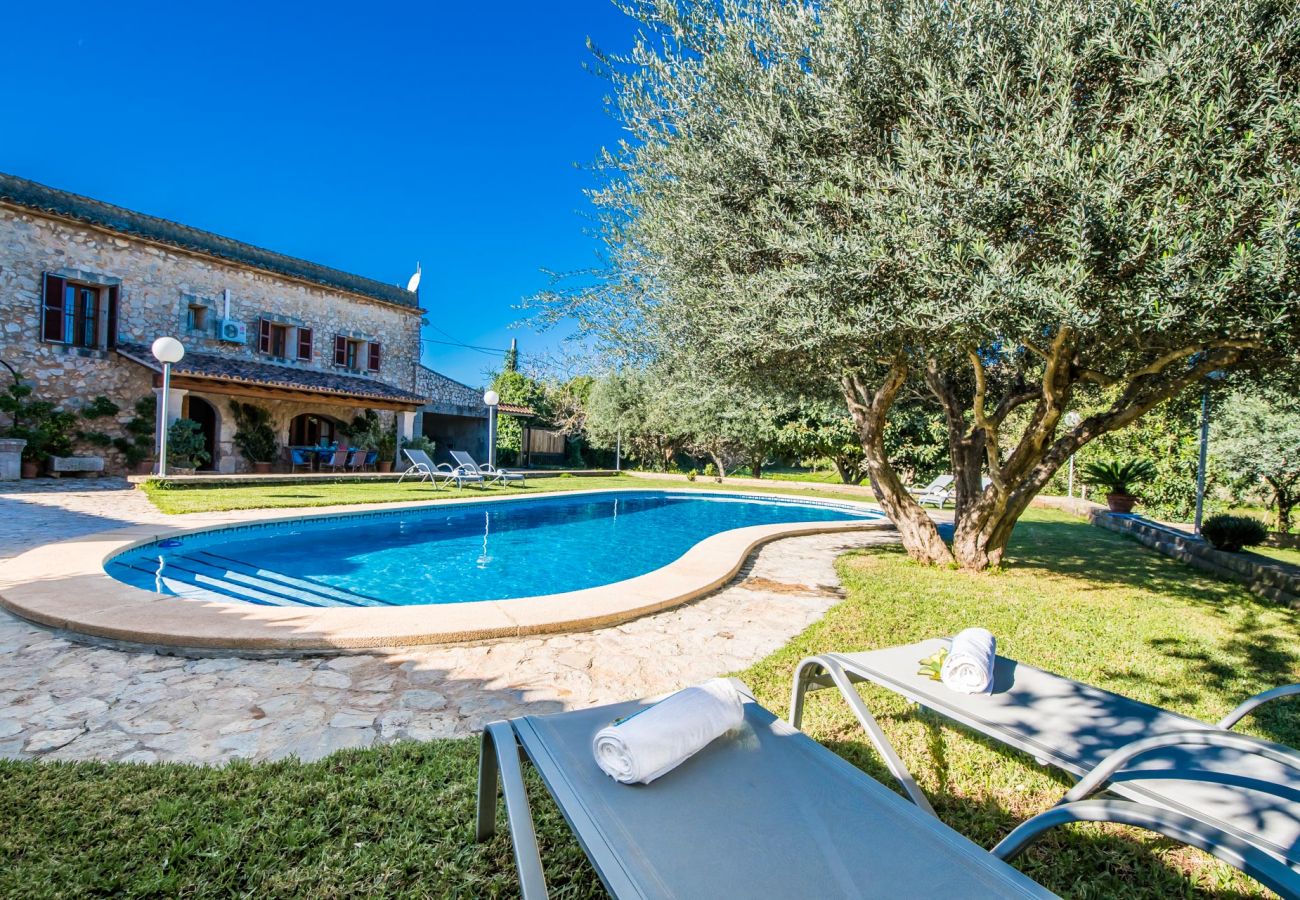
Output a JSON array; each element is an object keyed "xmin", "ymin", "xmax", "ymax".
[
  {"xmin": 396, "ymin": 410, "xmax": 417, "ymax": 466},
  {"xmin": 153, "ymin": 387, "xmax": 189, "ymax": 454}
]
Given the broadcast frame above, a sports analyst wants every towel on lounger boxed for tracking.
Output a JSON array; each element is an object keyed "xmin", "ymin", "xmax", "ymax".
[
  {"xmin": 592, "ymin": 678, "xmax": 745, "ymax": 784},
  {"xmin": 941, "ymin": 628, "xmax": 996, "ymax": 694}
]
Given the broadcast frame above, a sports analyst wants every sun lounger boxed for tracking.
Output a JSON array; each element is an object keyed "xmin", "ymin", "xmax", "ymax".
[
  {"xmin": 476, "ymin": 682, "xmax": 1297, "ymax": 898},
  {"xmin": 450, "ymin": 449, "xmax": 526, "ymax": 486},
  {"xmin": 909, "ymin": 474, "xmax": 955, "ymax": 508},
  {"xmin": 790, "ymin": 640, "xmax": 1300, "ymax": 876},
  {"xmin": 399, "ymin": 448, "xmax": 483, "ymax": 488}
]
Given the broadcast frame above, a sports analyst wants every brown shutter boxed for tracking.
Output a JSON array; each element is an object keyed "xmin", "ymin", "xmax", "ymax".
[
  {"xmin": 367, "ymin": 342, "xmax": 381, "ymax": 372},
  {"xmin": 105, "ymin": 286, "xmax": 118, "ymax": 349},
  {"xmin": 41, "ymin": 273, "xmax": 66, "ymax": 342},
  {"xmin": 334, "ymin": 335, "xmax": 347, "ymax": 366},
  {"xmin": 258, "ymin": 318, "xmax": 272, "ymax": 353},
  {"xmin": 297, "ymin": 327, "xmax": 313, "ymax": 361}
]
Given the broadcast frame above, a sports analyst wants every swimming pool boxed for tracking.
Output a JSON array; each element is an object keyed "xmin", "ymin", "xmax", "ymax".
[{"xmin": 106, "ymin": 490, "xmax": 883, "ymax": 608}]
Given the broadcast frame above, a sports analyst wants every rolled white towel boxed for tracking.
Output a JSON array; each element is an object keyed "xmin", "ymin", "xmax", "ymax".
[
  {"xmin": 941, "ymin": 628, "xmax": 997, "ymax": 694},
  {"xmin": 592, "ymin": 678, "xmax": 745, "ymax": 784}
]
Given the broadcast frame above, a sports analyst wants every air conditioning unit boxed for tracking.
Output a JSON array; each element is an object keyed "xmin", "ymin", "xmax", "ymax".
[{"xmin": 218, "ymin": 320, "xmax": 247, "ymax": 343}]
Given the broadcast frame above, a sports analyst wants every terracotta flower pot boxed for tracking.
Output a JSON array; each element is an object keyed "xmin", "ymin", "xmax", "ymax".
[
  {"xmin": 135, "ymin": 460, "xmax": 155, "ymax": 475},
  {"xmin": 376, "ymin": 461, "xmax": 393, "ymax": 473},
  {"xmin": 20, "ymin": 460, "xmax": 39, "ymax": 479},
  {"xmin": 1106, "ymin": 492, "xmax": 1138, "ymax": 514},
  {"xmin": 253, "ymin": 462, "xmax": 273, "ymax": 474}
]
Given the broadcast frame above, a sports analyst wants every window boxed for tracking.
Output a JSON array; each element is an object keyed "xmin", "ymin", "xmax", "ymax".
[
  {"xmin": 186, "ymin": 304, "xmax": 208, "ymax": 331},
  {"xmin": 41, "ymin": 273, "xmax": 117, "ymax": 349},
  {"xmin": 367, "ymin": 342, "xmax": 381, "ymax": 373},
  {"xmin": 334, "ymin": 335, "xmax": 366, "ymax": 370},
  {"xmin": 258, "ymin": 319, "xmax": 289, "ymax": 358},
  {"xmin": 296, "ymin": 327, "xmax": 313, "ymax": 361}
]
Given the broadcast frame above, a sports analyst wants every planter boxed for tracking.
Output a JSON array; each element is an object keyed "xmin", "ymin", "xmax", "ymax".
[
  {"xmin": 1106, "ymin": 492, "xmax": 1138, "ymax": 514},
  {"xmin": 376, "ymin": 461, "xmax": 393, "ymax": 473},
  {"xmin": 253, "ymin": 462, "xmax": 273, "ymax": 474},
  {"xmin": 0, "ymin": 438, "xmax": 26, "ymax": 481},
  {"xmin": 168, "ymin": 467, "xmax": 197, "ymax": 476},
  {"xmin": 134, "ymin": 460, "xmax": 155, "ymax": 475},
  {"xmin": 20, "ymin": 460, "xmax": 39, "ymax": 479}
]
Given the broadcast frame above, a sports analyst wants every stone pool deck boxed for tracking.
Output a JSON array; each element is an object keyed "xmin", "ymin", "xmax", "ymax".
[{"xmin": 0, "ymin": 478, "xmax": 900, "ymax": 764}]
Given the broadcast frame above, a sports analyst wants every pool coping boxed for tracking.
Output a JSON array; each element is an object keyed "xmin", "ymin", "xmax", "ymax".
[{"xmin": 0, "ymin": 488, "xmax": 892, "ymax": 653}]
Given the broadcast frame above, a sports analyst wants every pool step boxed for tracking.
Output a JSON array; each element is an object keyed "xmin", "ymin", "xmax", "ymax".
[
  {"xmin": 108, "ymin": 552, "xmax": 385, "ymax": 608},
  {"xmin": 187, "ymin": 551, "xmax": 391, "ymax": 607}
]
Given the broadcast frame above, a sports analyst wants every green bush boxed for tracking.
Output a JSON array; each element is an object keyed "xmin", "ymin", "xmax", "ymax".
[
  {"xmin": 113, "ymin": 396, "xmax": 156, "ymax": 468},
  {"xmin": 1200, "ymin": 514, "xmax": 1269, "ymax": 553},
  {"xmin": 1081, "ymin": 459, "xmax": 1157, "ymax": 496},
  {"xmin": 230, "ymin": 402, "xmax": 278, "ymax": 464},
  {"xmin": 166, "ymin": 418, "xmax": 210, "ymax": 471}
]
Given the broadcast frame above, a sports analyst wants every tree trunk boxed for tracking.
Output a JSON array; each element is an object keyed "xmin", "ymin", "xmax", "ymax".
[
  {"xmin": 1277, "ymin": 494, "xmax": 1294, "ymax": 535},
  {"xmin": 832, "ymin": 455, "xmax": 866, "ymax": 485},
  {"xmin": 750, "ymin": 456, "xmax": 763, "ymax": 479},
  {"xmin": 843, "ymin": 366, "xmax": 955, "ymax": 566}
]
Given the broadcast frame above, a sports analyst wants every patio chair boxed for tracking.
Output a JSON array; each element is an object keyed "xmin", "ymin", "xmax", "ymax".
[
  {"xmin": 476, "ymin": 682, "xmax": 1297, "ymax": 899},
  {"xmin": 323, "ymin": 448, "xmax": 350, "ymax": 472},
  {"xmin": 288, "ymin": 447, "xmax": 313, "ymax": 473},
  {"xmin": 450, "ymin": 449, "xmax": 526, "ymax": 487},
  {"xmin": 345, "ymin": 447, "xmax": 367, "ymax": 472},
  {"xmin": 363, "ymin": 449, "xmax": 378, "ymax": 471},
  {"xmin": 909, "ymin": 474, "xmax": 955, "ymax": 508},
  {"xmin": 790, "ymin": 640, "xmax": 1300, "ymax": 875}
]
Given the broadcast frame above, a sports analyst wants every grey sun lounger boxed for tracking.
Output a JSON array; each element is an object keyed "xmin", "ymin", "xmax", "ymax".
[
  {"xmin": 450, "ymin": 449, "xmax": 526, "ymax": 486},
  {"xmin": 791, "ymin": 640, "xmax": 1300, "ymax": 881},
  {"xmin": 476, "ymin": 682, "xmax": 1298, "ymax": 899},
  {"xmin": 398, "ymin": 448, "xmax": 484, "ymax": 489}
]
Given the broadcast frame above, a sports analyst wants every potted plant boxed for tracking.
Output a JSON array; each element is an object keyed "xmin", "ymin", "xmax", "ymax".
[
  {"xmin": 1082, "ymin": 459, "xmax": 1157, "ymax": 513},
  {"xmin": 230, "ymin": 402, "xmax": 279, "ymax": 474},
  {"xmin": 1200, "ymin": 514, "xmax": 1269, "ymax": 553},
  {"xmin": 165, "ymin": 418, "xmax": 210, "ymax": 474},
  {"xmin": 0, "ymin": 378, "xmax": 77, "ymax": 478},
  {"xmin": 375, "ymin": 431, "xmax": 396, "ymax": 473}
]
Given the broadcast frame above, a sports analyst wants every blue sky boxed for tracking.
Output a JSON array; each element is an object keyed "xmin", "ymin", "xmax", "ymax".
[{"xmin": 1, "ymin": 1, "xmax": 639, "ymax": 386}]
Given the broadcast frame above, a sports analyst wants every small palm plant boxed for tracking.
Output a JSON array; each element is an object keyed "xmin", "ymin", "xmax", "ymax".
[{"xmin": 1081, "ymin": 459, "xmax": 1157, "ymax": 513}]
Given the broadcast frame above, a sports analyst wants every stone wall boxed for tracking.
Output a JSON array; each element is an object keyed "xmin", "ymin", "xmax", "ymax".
[{"xmin": 0, "ymin": 204, "xmax": 422, "ymax": 471}]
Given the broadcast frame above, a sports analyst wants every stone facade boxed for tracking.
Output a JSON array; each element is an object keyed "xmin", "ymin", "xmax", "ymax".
[{"xmin": 0, "ymin": 199, "xmax": 425, "ymax": 473}]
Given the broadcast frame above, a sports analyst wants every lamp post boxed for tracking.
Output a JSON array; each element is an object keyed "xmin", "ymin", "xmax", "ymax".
[
  {"xmin": 1064, "ymin": 411, "xmax": 1082, "ymax": 498},
  {"xmin": 1193, "ymin": 371, "xmax": 1227, "ymax": 536},
  {"xmin": 151, "ymin": 337, "xmax": 185, "ymax": 476},
  {"xmin": 483, "ymin": 390, "xmax": 500, "ymax": 470}
]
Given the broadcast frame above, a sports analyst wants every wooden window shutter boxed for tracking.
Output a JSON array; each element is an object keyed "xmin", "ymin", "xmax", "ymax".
[
  {"xmin": 367, "ymin": 342, "xmax": 381, "ymax": 372},
  {"xmin": 258, "ymin": 318, "xmax": 272, "ymax": 353},
  {"xmin": 334, "ymin": 335, "xmax": 347, "ymax": 366},
  {"xmin": 297, "ymin": 327, "xmax": 313, "ymax": 361},
  {"xmin": 105, "ymin": 286, "xmax": 118, "ymax": 349},
  {"xmin": 41, "ymin": 273, "xmax": 66, "ymax": 342}
]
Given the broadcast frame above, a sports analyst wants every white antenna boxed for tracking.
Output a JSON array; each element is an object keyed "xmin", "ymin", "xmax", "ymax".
[{"xmin": 406, "ymin": 262, "xmax": 421, "ymax": 293}]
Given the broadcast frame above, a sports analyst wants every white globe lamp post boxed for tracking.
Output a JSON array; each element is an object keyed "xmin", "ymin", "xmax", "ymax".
[
  {"xmin": 151, "ymin": 337, "xmax": 185, "ymax": 476},
  {"xmin": 483, "ymin": 390, "xmax": 500, "ymax": 470}
]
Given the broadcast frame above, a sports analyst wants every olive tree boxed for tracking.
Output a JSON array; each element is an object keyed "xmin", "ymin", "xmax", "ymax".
[
  {"xmin": 1213, "ymin": 391, "xmax": 1300, "ymax": 533},
  {"xmin": 546, "ymin": 0, "xmax": 1300, "ymax": 569}
]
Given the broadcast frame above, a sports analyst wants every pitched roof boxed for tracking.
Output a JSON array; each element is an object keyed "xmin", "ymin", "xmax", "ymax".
[
  {"xmin": 116, "ymin": 342, "xmax": 427, "ymax": 407},
  {"xmin": 0, "ymin": 172, "xmax": 419, "ymax": 310},
  {"xmin": 498, "ymin": 402, "xmax": 535, "ymax": 417}
]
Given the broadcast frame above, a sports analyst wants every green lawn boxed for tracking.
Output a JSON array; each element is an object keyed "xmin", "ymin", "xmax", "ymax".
[
  {"xmin": 2, "ymin": 508, "xmax": 1295, "ymax": 896},
  {"xmin": 1255, "ymin": 543, "xmax": 1300, "ymax": 569},
  {"xmin": 141, "ymin": 473, "xmax": 880, "ymax": 515}
]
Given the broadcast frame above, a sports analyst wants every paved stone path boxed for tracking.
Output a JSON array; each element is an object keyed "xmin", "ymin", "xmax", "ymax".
[{"xmin": 0, "ymin": 478, "xmax": 897, "ymax": 764}]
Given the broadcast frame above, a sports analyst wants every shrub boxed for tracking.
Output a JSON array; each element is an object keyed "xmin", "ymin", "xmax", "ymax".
[
  {"xmin": 230, "ymin": 402, "xmax": 278, "ymax": 464},
  {"xmin": 1200, "ymin": 514, "xmax": 1269, "ymax": 553},
  {"xmin": 166, "ymin": 419, "xmax": 210, "ymax": 471},
  {"xmin": 1081, "ymin": 459, "xmax": 1157, "ymax": 496},
  {"xmin": 686, "ymin": 469, "xmax": 697, "ymax": 482},
  {"xmin": 113, "ymin": 396, "xmax": 156, "ymax": 468}
]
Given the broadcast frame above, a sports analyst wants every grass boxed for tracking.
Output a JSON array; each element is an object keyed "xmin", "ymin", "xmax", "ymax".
[
  {"xmin": 140, "ymin": 473, "xmax": 881, "ymax": 515},
  {"xmin": 1254, "ymin": 544, "xmax": 1300, "ymax": 569},
  {"xmin": 2, "ymin": 507, "xmax": 1295, "ymax": 896}
]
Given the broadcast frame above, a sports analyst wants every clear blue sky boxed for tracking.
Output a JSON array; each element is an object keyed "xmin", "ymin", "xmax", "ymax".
[{"xmin": 1, "ymin": 1, "xmax": 638, "ymax": 386}]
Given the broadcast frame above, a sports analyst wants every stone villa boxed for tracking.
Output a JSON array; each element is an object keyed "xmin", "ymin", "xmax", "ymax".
[{"xmin": 0, "ymin": 172, "xmax": 510, "ymax": 472}]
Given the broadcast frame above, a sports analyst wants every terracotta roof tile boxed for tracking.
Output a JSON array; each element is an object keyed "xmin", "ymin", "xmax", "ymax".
[{"xmin": 116, "ymin": 342, "xmax": 427, "ymax": 406}]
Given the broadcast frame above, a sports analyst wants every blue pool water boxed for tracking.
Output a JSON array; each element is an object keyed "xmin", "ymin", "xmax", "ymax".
[{"xmin": 106, "ymin": 490, "xmax": 882, "ymax": 608}]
